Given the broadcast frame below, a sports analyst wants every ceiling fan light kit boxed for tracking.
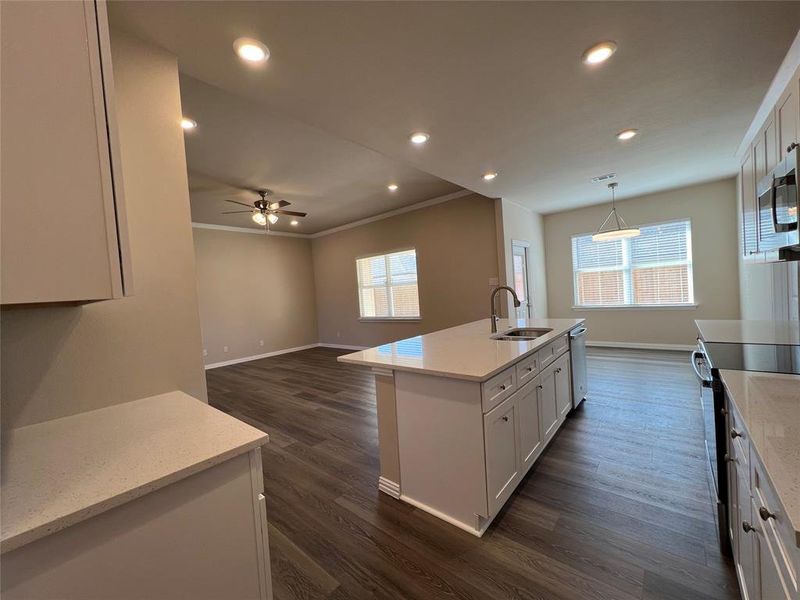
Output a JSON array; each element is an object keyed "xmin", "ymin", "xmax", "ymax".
[
  {"xmin": 222, "ymin": 187, "xmax": 308, "ymax": 231},
  {"xmin": 592, "ymin": 182, "xmax": 641, "ymax": 241}
]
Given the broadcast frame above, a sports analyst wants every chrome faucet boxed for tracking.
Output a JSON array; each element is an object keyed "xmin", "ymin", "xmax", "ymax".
[{"xmin": 490, "ymin": 285, "xmax": 521, "ymax": 333}]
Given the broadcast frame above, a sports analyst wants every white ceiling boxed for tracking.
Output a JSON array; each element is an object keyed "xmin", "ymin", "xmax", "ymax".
[
  {"xmin": 110, "ymin": 2, "xmax": 800, "ymax": 214},
  {"xmin": 179, "ymin": 75, "xmax": 461, "ymax": 233}
]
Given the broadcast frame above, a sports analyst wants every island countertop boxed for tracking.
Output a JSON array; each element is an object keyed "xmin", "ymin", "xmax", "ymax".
[
  {"xmin": 1, "ymin": 391, "xmax": 268, "ymax": 554},
  {"xmin": 695, "ymin": 319, "xmax": 800, "ymax": 345},
  {"xmin": 719, "ymin": 369, "xmax": 800, "ymax": 547},
  {"xmin": 338, "ymin": 318, "xmax": 585, "ymax": 382}
]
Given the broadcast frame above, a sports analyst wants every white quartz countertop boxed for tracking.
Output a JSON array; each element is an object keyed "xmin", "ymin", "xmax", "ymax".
[
  {"xmin": 719, "ymin": 370, "xmax": 800, "ymax": 547},
  {"xmin": 1, "ymin": 391, "xmax": 268, "ymax": 554},
  {"xmin": 338, "ymin": 318, "xmax": 585, "ymax": 381},
  {"xmin": 696, "ymin": 319, "xmax": 800, "ymax": 345}
]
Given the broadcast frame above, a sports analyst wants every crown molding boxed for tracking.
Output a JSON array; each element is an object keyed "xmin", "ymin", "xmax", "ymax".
[
  {"xmin": 309, "ymin": 189, "xmax": 475, "ymax": 238},
  {"xmin": 192, "ymin": 188, "xmax": 478, "ymax": 240},
  {"xmin": 191, "ymin": 222, "xmax": 310, "ymax": 238}
]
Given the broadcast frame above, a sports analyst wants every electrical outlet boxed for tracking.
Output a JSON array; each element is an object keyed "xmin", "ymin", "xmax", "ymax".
[
  {"xmin": 203, "ymin": 349, "xmax": 208, "ymax": 357},
  {"xmin": 259, "ymin": 340, "xmax": 264, "ymax": 347},
  {"xmin": 223, "ymin": 346, "xmax": 229, "ymax": 353}
]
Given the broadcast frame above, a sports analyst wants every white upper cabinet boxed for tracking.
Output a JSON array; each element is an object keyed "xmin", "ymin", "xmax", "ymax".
[
  {"xmin": 776, "ymin": 67, "xmax": 799, "ymax": 161},
  {"xmin": 0, "ymin": 0, "xmax": 131, "ymax": 305}
]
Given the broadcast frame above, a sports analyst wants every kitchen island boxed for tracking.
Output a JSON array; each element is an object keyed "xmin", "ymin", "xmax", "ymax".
[{"xmin": 339, "ymin": 317, "xmax": 585, "ymax": 536}]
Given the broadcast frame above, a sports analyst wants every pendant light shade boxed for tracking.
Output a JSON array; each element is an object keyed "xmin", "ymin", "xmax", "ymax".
[{"xmin": 592, "ymin": 182, "xmax": 640, "ymax": 241}]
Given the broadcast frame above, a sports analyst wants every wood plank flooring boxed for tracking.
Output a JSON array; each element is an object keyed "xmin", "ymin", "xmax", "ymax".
[{"xmin": 207, "ymin": 347, "xmax": 739, "ymax": 600}]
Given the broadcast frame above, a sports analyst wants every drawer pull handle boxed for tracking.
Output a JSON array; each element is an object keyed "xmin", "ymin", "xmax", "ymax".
[
  {"xmin": 499, "ymin": 384, "xmax": 507, "ymax": 391},
  {"xmin": 720, "ymin": 408, "xmax": 728, "ymax": 416},
  {"xmin": 730, "ymin": 429, "xmax": 742, "ymax": 439},
  {"xmin": 501, "ymin": 416, "xmax": 509, "ymax": 422},
  {"xmin": 742, "ymin": 521, "xmax": 756, "ymax": 533},
  {"xmin": 527, "ymin": 367, "xmax": 533, "ymax": 372},
  {"xmin": 537, "ymin": 385, "xmax": 543, "ymax": 390},
  {"xmin": 555, "ymin": 368, "xmax": 562, "ymax": 373},
  {"xmin": 724, "ymin": 453, "xmax": 737, "ymax": 464},
  {"xmin": 758, "ymin": 507, "xmax": 776, "ymax": 521}
]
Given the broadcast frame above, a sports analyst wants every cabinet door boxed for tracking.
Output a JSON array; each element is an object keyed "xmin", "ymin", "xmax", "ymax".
[
  {"xmin": 764, "ymin": 116, "xmax": 779, "ymax": 174},
  {"xmin": 0, "ymin": 0, "xmax": 129, "ymax": 304},
  {"xmin": 737, "ymin": 469, "xmax": 758, "ymax": 600},
  {"xmin": 751, "ymin": 497, "xmax": 793, "ymax": 600},
  {"xmin": 741, "ymin": 150, "xmax": 758, "ymax": 258},
  {"xmin": 777, "ymin": 68, "xmax": 799, "ymax": 161},
  {"xmin": 538, "ymin": 366, "xmax": 559, "ymax": 442},
  {"xmin": 516, "ymin": 380, "xmax": 543, "ymax": 472},
  {"xmin": 484, "ymin": 397, "xmax": 520, "ymax": 516},
  {"xmin": 555, "ymin": 354, "xmax": 572, "ymax": 418}
]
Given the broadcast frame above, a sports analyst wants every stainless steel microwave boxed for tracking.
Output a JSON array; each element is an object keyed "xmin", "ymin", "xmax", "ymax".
[{"xmin": 757, "ymin": 146, "xmax": 798, "ymax": 260}]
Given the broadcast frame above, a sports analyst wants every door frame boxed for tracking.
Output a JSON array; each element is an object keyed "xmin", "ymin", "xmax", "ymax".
[{"xmin": 510, "ymin": 239, "xmax": 532, "ymax": 319}]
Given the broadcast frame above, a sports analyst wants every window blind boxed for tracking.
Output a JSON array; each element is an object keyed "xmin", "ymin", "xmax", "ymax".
[
  {"xmin": 356, "ymin": 249, "xmax": 420, "ymax": 318},
  {"xmin": 571, "ymin": 220, "xmax": 694, "ymax": 307}
]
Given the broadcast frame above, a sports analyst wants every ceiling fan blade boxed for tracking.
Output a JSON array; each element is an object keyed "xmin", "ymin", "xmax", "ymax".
[
  {"xmin": 268, "ymin": 200, "xmax": 290, "ymax": 210},
  {"xmin": 221, "ymin": 210, "xmax": 253, "ymax": 214},
  {"xmin": 224, "ymin": 199, "xmax": 255, "ymax": 209},
  {"xmin": 273, "ymin": 209, "xmax": 307, "ymax": 217}
]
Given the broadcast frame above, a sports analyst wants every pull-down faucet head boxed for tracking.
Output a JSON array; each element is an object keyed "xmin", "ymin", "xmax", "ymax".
[{"xmin": 490, "ymin": 285, "xmax": 521, "ymax": 333}]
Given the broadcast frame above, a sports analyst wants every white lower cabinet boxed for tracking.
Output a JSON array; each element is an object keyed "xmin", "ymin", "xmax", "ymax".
[
  {"xmin": 726, "ymin": 392, "xmax": 799, "ymax": 600},
  {"xmin": 484, "ymin": 396, "xmax": 520, "ymax": 516},
  {"xmin": 554, "ymin": 353, "xmax": 572, "ymax": 418},
  {"xmin": 517, "ymin": 379, "xmax": 544, "ymax": 471},
  {"xmin": 538, "ymin": 365, "xmax": 559, "ymax": 442}
]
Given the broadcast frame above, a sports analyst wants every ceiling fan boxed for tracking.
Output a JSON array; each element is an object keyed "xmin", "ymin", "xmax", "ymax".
[{"xmin": 222, "ymin": 189, "xmax": 307, "ymax": 227}]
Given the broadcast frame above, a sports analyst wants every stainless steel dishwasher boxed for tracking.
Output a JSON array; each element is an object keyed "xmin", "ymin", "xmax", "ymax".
[{"xmin": 569, "ymin": 326, "xmax": 588, "ymax": 407}]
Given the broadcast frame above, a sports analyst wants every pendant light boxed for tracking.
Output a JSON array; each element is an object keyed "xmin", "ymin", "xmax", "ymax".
[{"xmin": 592, "ymin": 182, "xmax": 640, "ymax": 241}]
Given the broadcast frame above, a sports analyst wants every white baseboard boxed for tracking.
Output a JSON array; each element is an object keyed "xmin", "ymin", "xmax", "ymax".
[
  {"xmin": 587, "ymin": 340, "xmax": 695, "ymax": 352},
  {"xmin": 204, "ymin": 343, "xmax": 319, "ymax": 369},
  {"xmin": 318, "ymin": 343, "xmax": 369, "ymax": 351},
  {"xmin": 377, "ymin": 476, "xmax": 401, "ymax": 499},
  {"xmin": 205, "ymin": 342, "xmax": 368, "ymax": 369},
  {"xmin": 398, "ymin": 494, "xmax": 490, "ymax": 538}
]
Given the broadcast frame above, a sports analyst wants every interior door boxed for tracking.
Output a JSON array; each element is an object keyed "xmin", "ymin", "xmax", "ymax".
[{"xmin": 511, "ymin": 241, "xmax": 531, "ymax": 319}]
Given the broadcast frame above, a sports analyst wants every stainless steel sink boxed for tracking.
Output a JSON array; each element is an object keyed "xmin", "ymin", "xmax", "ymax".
[{"xmin": 491, "ymin": 327, "xmax": 553, "ymax": 341}]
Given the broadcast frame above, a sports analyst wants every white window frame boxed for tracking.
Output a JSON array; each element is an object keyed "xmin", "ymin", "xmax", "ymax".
[
  {"xmin": 571, "ymin": 218, "xmax": 697, "ymax": 310},
  {"xmin": 356, "ymin": 247, "xmax": 421, "ymax": 321}
]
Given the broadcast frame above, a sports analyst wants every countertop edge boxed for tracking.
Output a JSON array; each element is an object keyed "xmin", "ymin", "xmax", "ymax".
[
  {"xmin": 718, "ymin": 370, "xmax": 800, "ymax": 548},
  {"xmin": 0, "ymin": 434, "xmax": 267, "ymax": 555}
]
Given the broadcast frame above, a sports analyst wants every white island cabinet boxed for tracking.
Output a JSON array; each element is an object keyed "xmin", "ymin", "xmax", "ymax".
[
  {"xmin": 1, "ymin": 392, "xmax": 273, "ymax": 600},
  {"xmin": 339, "ymin": 318, "xmax": 585, "ymax": 536}
]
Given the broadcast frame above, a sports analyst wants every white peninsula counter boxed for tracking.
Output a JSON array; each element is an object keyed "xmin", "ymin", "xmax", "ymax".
[{"xmin": 339, "ymin": 317, "xmax": 585, "ymax": 536}]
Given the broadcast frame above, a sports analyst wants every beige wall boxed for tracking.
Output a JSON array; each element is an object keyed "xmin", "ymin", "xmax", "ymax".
[
  {"xmin": 193, "ymin": 227, "xmax": 318, "ymax": 365},
  {"xmin": 496, "ymin": 199, "xmax": 548, "ymax": 319},
  {"xmin": 543, "ymin": 178, "xmax": 741, "ymax": 347},
  {"xmin": 311, "ymin": 193, "xmax": 499, "ymax": 347},
  {"xmin": 1, "ymin": 31, "xmax": 207, "ymax": 429}
]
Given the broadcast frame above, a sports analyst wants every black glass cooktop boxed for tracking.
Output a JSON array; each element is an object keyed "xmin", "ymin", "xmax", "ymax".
[{"xmin": 703, "ymin": 342, "xmax": 800, "ymax": 375}]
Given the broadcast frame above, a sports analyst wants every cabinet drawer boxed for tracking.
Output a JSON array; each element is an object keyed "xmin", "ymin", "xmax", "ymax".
[
  {"xmin": 539, "ymin": 335, "xmax": 569, "ymax": 368},
  {"xmin": 752, "ymin": 456, "xmax": 797, "ymax": 592},
  {"xmin": 482, "ymin": 367, "xmax": 517, "ymax": 413},
  {"xmin": 516, "ymin": 352, "xmax": 540, "ymax": 387}
]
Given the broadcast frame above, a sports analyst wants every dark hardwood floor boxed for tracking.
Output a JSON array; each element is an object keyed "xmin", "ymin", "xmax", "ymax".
[{"xmin": 207, "ymin": 347, "xmax": 739, "ymax": 600}]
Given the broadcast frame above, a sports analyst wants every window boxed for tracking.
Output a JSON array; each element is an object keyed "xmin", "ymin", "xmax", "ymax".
[
  {"xmin": 356, "ymin": 249, "xmax": 420, "ymax": 319},
  {"xmin": 571, "ymin": 219, "xmax": 694, "ymax": 307}
]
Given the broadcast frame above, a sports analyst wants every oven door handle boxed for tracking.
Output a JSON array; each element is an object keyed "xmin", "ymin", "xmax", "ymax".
[{"xmin": 691, "ymin": 350, "xmax": 713, "ymax": 386}]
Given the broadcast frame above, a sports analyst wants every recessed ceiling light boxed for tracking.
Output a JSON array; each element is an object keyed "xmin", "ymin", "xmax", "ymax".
[
  {"xmin": 482, "ymin": 172, "xmax": 498, "ymax": 181},
  {"xmin": 290, "ymin": 220, "xmax": 299, "ymax": 226},
  {"xmin": 387, "ymin": 183, "xmax": 399, "ymax": 192},
  {"xmin": 180, "ymin": 117, "xmax": 197, "ymax": 130},
  {"xmin": 616, "ymin": 128, "xmax": 638, "ymax": 141},
  {"xmin": 582, "ymin": 41, "xmax": 617, "ymax": 65},
  {"xmin": 233, "ymin": 38, "xmax": 270, "ymax": 63},
  {"xmin": 409, "ymin": 132, "xmax": 430, "ymax": 145}
]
